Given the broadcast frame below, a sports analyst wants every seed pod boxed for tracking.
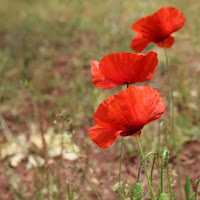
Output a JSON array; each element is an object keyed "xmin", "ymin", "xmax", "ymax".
[
  {"xmin": 130, "ymin": 182, "xmax": 144, "ymax": 200},
  {"xmin": 157, "ymin": 193, "xmax": 169, "ymax": 200}
]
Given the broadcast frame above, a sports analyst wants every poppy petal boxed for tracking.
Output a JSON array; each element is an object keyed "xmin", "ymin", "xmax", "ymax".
[
  {"xmin": 90, "ymin": 61, "xmax": 123, "ymax": 89},
  {"xmin": 156, "ymin": 36, "xmax": 174, "ymax": 48},
  {"xmin": 99, "ymin": 51, "xmax": 158, "ymax": 84},
  {"xmin": 131, "ymin": 7, "xmax": 185, "ymax": 42},
  {"xmin": 94, "ymin": 86, "xmax": 165, "ymax": 133},
  {"xmin": 119, "ymin": 130, "xmax": 132, "ymax": 137},
  {"xmin": 147, "ymin": 89, "xmax": 166, "ymax": 124},
  {"xmin": 136, "ymin": 51, "xmax": 158, "ymax": 82},
  {"xmin": 89, "ymin": 125, "xmax": 121, "ymax": 148},
  {"xmin": 130, "ymin": 34, "xmax": 151, "ymax": 53}
]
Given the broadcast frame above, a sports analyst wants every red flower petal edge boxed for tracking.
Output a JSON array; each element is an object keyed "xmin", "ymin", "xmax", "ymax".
[
  {"xmin": 89, "ymin": 86, "xmax": 165, "ymax": 148},
  {"xmin": 130, "ymin": 34, "xmax": 151, "ymax": 53},
  {"xmin": 89, "ymin": 126, "xmax": 121, "ymax": 148},
  {"xmin": 131, "ymin": 7, "xmax": 185, "ymax": 52},
  {"xmin": 91, "ymin": 51, "xmax": 158, "ymax": 89},
  {"xmin": 91, "ymin": 61, "xmax": 123, "ymax": 89}
]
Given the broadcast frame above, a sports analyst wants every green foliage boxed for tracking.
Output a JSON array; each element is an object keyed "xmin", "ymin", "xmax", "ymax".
[
  {"xmin": 157, "ymin": 193, "xmax": 169, "ymax": 200},
  {"xmin": 185, "ymin": 174, "xmax": 191, "ymax": 199},
  {"xmin": 184, "ymin": 174, "xmax": 195, "ymax": 200}
]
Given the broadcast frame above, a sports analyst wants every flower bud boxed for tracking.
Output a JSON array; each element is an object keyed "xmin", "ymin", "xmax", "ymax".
[
  {"xmin": 130, "ymin": 182, "xmax": 143, "ymax": 199},
  {"xmin": 157, "ymin": 193, "xmax": 169, "ymax": 200}
]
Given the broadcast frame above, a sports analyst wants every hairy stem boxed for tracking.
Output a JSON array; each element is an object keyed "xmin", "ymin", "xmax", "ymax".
[
  {"xmin": 119, "ymin": 137, "xmax": 124, "ymax": 184},
  {"xmin": 195, "ymin": 179, "xmax": 200, "ymax": 200},
  {"xmin": 161, "ymin": 147, "xmax": 173, "ymax": 199},
  {"xmin": 161, "ymin": 148, "xmax": 167, "ymax": 193},
  {"xmin": 137, "ymin": 152, "xmax": 156, "ymax": 182},
  {"xmin": 151, "ymin": 153, "xmax": 157, "ymax": 186},
  {"xmin": 136, "ymin": 133, "xmax": 156, "ymax": 200},
  {"xmin": 163, "ymin": 41, "xmax": 183, "ymax": 200},
  {"xmin": 118, "ymin": 83, "xmax": 129, "ymax": 200},
  {"xmin": 158, "ymin": 121, "xmax": 164, "ymax": 178},
  {"xmin": 166, "ymin": 154, "xmax": 173, "ymax": 199},
  {"xmin": 67, "ymin": 180, "xmax": 71, "ymax": 200}
]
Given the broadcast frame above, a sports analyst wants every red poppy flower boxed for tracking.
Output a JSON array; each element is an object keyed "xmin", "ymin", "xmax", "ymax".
[
  {"xmin": 130, "ymin": 7, "xmax": 185, "ymax": 52},
  {"xmin": 91, "ymin": 51, "xmax": 158, "ymax": 89},
  {"xmin": 89, "ymin": 86, "xmax": 165, "ymax": 148}
]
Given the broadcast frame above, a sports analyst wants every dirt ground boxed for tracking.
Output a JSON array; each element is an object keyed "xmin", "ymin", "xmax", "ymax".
[{"xmin": 0, "ymin": 127, "xmax": 199, "ymax": 200}]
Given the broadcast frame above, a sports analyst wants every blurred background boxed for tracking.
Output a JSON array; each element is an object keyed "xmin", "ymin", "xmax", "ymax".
[{"xmin": 0, "ymin": 0, "xmax": 200, "ymax": 199}]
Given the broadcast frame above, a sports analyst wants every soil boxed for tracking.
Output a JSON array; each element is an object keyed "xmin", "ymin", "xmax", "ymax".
[{"xmin": 0, "ymin": 126, "xmax": 200, "ymax": 200}]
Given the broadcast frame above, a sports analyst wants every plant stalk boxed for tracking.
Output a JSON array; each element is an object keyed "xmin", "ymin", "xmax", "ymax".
[
  {"xmin": 135, "ymin": 133, "xmax": 156, "ymax": 200},
  {"xmin": 166, "ymin": 153, "xmax": 173, "ymax": 199},
  {"xmin": 158, "ymin": 121, "xmax": 164, "ymax": 178},
  {"xmin": 151, "ymin": 154, "xmax": 157, "ymax": 186},
  {"xmin": 67, "ymin": 180, "xmax": 71, "ymax": 200},
  {"xmin": 137, "ymin": 152, "xmax": 156, "ymax": 182},
  {"xmin": 163, "ymin": 41, "xmax": 183, "ymax": 200},
  {"xmin": 119, "ymin": 137, "xmax": 124, "ymax": 184},
  {"xmin": 195, "ymin": 179, "xmax": 200, "ymax": 200},
  {"xmin": 118, "ymin": 83, "xmax": 129, "ymax": 199}
]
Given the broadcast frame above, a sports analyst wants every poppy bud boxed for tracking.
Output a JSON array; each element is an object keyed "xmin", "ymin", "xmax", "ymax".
[
  {"xmin": 130, "ymin": 182, "xmax": 144, "ymax": 199},
  {"xmin": 157, "ymin": 193, "xmax": 169, "ymax": 200}
]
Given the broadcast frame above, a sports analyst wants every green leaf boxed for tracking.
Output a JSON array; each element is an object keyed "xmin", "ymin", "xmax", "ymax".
[{"xmin": 184, "ymin": 173, "xmax": 191, "ymax": 200}]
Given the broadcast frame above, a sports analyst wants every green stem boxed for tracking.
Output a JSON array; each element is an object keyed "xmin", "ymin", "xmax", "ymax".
[
  {"xmin": 164, "ymin": 122, "xmax": 169, "ymax": 147},
  {"xmin": 166, "ymin": 154, "xmax": 173, "ymax": 199},
  {"xmin": 118, "ymin": 131, "xmax": 124, "ymax": 200},
  {"xmin": 161, "ymin": 147, "xmax": 167, "ymax": 193},
  {"xmin": 118, "ymin": 83, "xmax": 129, "ymax": 200},
  {"xmin": 161, "ymin": 147, "xmax": 173, "ymax": 199},
  {"xmin": 67, "ymin": 180, "xmax": 71, "ymax": 200},
  {"xmin": 135, "ymin": 133, "xmax": 156, "ymax": 200},
  {"xmin": 195, "ymin": 179, "xmax": 200, "ymax": 200},
  {"xmin": 119, "ymin": 137, "xmax": 124, "ymax": 184},
  {"xmin": 151, "ymin": 154, "xmax": 157, "ymax": 186},
  {"xmin": 158, "ymin": 122, "xmax": 164, "ymax": 175},
  {"xmin": 163, "ymin": 41, "xmax": 183, "ymax": 200},
  {"xmin": 117, "ymin": 189, "xmax": 126, "ymax": 199},
  {"xmin": 137, "ymin": 152, "xmax": 156, "ymax": 182}
]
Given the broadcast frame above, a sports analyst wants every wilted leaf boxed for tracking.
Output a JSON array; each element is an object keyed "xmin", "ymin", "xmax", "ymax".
[
  {"xmin": 1, "ymin": 143, "xmax": 24, "ymax": 160},
  {"xmin": 10, "ymin": 153, "xmax": 26, "ymax": 167},
  {"xmin": 0, "ymin": 125, "xmax": 79, "ymax": 168},
  {"xmin": 63, "ymin": 152, "xmax": 78, "ymax": 161},
  {"xmin": 27, "ymin": 155, "xmax": 45, "ymax": 169}
]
